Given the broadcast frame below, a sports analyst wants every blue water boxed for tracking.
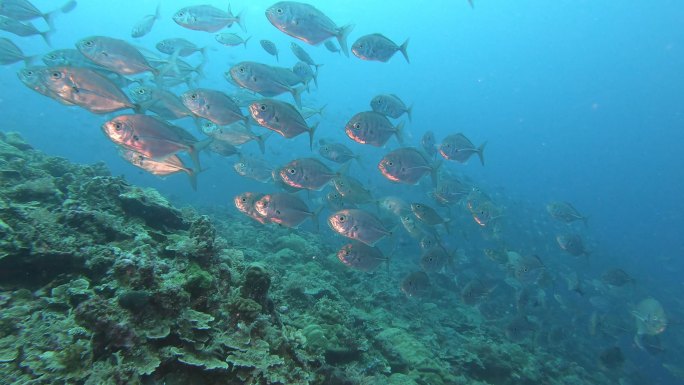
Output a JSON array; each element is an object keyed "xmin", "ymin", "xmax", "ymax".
[{"xmin": 1, "ymin": 0, "xmax": 683, "ymax": 383}]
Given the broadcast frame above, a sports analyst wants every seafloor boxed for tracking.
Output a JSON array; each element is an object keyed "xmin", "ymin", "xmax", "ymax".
[{"xmin": 0, "ymin": 131, "xmax": 614, "ymax": 385}]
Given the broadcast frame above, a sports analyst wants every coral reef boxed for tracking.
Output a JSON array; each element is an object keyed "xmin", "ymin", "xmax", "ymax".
[{"xmin": 0, "ymin": 132, "xmax": 614, "ymax": 385}]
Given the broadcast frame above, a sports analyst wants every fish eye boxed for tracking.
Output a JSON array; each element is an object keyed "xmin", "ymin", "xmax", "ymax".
[
  {"xmin": 191, "ymin": 93, "xmax": 198, "ymax": 100},
  {"xmin": 287, "ymin": 168, "xmax": 296, "ymax": 174},
  {"xmin": 276, "ymin": 8, "xmax": 283, "ymax": 13},
  {"xmin": 177, "ymin": 11, "xmax": 185, "ymax": 17},
  {"xmin": 26, "ymin": 70, "xmax": 34, "ymax": 76},
  {"xmin": 353, "ymin": 122, "xmax": 361, "ymax": 130},
  {"xmin": 239, "ymin": 67, "xmax": 245, "ymax": 73},
  {"xmin": 50, "ymin": 71, "xmax": 62, "ymax": 79},
  {"xmin": 84, "ymin": 40, "xmax": 93, "ymax": 47},
  {"xmin": 137, "ymin": 89, "xmax": 146, "ymax": 95},
  {"xmin": 276, "ymin": 210, "xmax": 281, "ymax": 215},
  {"xmin": 241, "ymin": 197, "xmax": 246, "ymax": 202},
  {"xmin": 387, "ymin": 161, "xmax": 394, "ymax": 166},
  {"xmin": 338, "ymin": 215, "xmax": 346, "ymax": 222},
  {"xmin": 260, "ymin": 104, "xmax": 266, "ymax": 111},
  {"xmin": 113, "ymin": 122, "xmax": 122, "ymax": 130}
]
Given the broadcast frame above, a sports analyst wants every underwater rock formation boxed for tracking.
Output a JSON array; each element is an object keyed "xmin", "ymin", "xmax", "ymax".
[{"xmin": 0, "ymin": 132, "xmax": 615, "ymax": 385}]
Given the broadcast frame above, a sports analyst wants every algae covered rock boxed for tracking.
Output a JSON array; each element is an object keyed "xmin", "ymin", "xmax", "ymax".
[{"xmin": 119, "ymin": 187, "xmax": 188, "ymax": 230}]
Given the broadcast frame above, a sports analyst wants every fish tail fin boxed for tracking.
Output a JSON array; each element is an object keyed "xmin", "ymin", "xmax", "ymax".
[
  {"xmin": 477, "ymin": 141, "xmax": 487, "ymax": 166},
  {"xmin": 337, "ymin": 160, "xmax": 352, "ymax": 177},
  {"xmin": 310, "ymin": 205, "xmax": 323, "ymax": 232},
  {"xmin": 353, "ymin": 154, "xmax": 364, "ymax": 169},
  {"xmin": 317, "ymin": 104, "xmax": 327, "ymax": 116},
  {"xmin": 194, "ymin": 57, "xmax": 207, "ymax": 79},
  {"xmin": 154, "ymin": 3, "xmax": 161, "ymax": 20},
  {"xmin": 394, "ymin": 120, "xmax": 406, "ymax": 145},
  {"xmin": 336, "ymin": 24, "xmax": 355, "ymax": 58},
  {"xmin": 291, "ymin": 85, "xmax": 304, "ymax": 108},
  {"xmin": 243, "ymin": 36, "xmax": 252, "ymax": 49},
  {"xmin": 256, "ymin": 133, "xmax": 270, "ymax": 155},
  {"xmin": 200, "ymin": 46, "xmax": 209, "ymax": 60},
  {"xmin": 185, "ymin": 167, "xmax": 198, "ymax": 191},
  {"xmin": 234, "ymin": 8, "xmax": 247, "ymax": 32},
  {"xmin": 189, "ymin": 138, "xmax": 213, "ymax": 171},
  {"xmin": 582, "ymin": 215, "xmax": 589, "ymax": 227},
  {"xmin": 45, "ymin": 0, "xmax": 77, "ymax": 30},
  {"xmin": 313, "ymin": 65, "xmax": 322, "ymax": 88},
  {"xmin": 443, "ymin": 219, "xmax": 451, "ymax": 234},
  {"xmin": 468, "ymin": 0, "xmax": 475, "ymax": 9},
  {"xmin": 39, "ymin": 27, "xmax": 54, "ymax": 47},
  {"xmin": 23, "ymin": 55, "xmax": 38, "ymax": 67},
  {"xmin": 407, "ymin": 103, "xmax": 413, "ymax": 122},
  {"xmin": 399, "ymin": 38, "xmax": 410, "ymax": 63},
  {"xmin": 308, "ymin": 122, "xmax": 319, "ymax": 150}
]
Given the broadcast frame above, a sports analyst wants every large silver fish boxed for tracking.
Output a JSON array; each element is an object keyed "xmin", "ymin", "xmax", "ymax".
[
  {"xmin": 337, "ymin": 242, "xmax": 387, "ymax": 272},
  {"xmin": 0, "ymin": 15, "xmax": 51, "ymax": 45},
  {"xmin": 370, "ymin": 94, "xmax": 412, "ymax": 121},
  {"xmin": 228, "ymin": 61, "xmax": 304, "ymax": 107},
  {"xmin": 318, "ymin": 139, "xmax": 359, "ymax": 164},
  {"xmin": 331, "ymin": 175, "xmax": 374, "ymax": 204},
  {"xmin": 173, "ymin": 4, "xmax": 244, "ymax": 32},
  {"xmin": 400, "ymin": 271, "xmax": 430, "ymax": 297},
  {"xmin": 378, "ymin": 147, "xmax": 439, "ymax": 185},
  {"xmin": 277, "ymin": 157, "xmax": 336, "ymax": 191},
  {"xmin": 439, "ymin": 133, "xmax": 486, "ymax": 166},
  {"xmin": 0, "ymin": 0, "xmax": 75, "ymax": 26},
  {"xmin": 234, "ymin": 192, "xmax": 268, "ymax": 224},
  {"xmin": 200, "ymin": 120, "xmax": 267, "ymax": 153},
  {"xmin": 265, "ymin": 1, "xmax": 354, "ymax": 57},
  {"xmin": 102, "ymin": 114, "xmax": 205, "ymax": 170},
  {"xmin": 129, "ymin": 85, "xmax": 193, "ymax": 120},
  {"xmin": 345, "ymin": 111, "xmax": 403, "ymax": 147},
  {"xmin": 249, "ymin": 98, "xmax": 316, "ymax": 148},
  {"xmin": 121, "ymin": 150, "xmax": 197, "ymax": 190},
  {"xmin": 76, "ymin": 35, "xmax": 159, "ymax": 76},
  {"xmin": 233, "ymin": 156, "xmax": 273, "ymax": 183},
  {"xmin": 254, "ymin": 193, "xmax": 318, "ymax": 229},
  {"xmin": 181, "ymin": 88, "xmax": 247, "ymax": 126},
  {"xmin": 328, "ymin": 208, "xmax": 391, "ymax": 246},
  {"xmin": 352, "ymin": 34, "xmax": 409, "ymax": 63}
]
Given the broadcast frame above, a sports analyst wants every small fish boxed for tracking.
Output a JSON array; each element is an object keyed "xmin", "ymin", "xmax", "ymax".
[
  {"xmin": 601, "ymin": 268, "xmax": 635, "ymax": 287},
  {"xmin": 556, "ymin": 234, "xmax": 589, "ymax": 256},
  {"xmin": 0, "ymin": 37, "xmax": 32, "ymax": 65},
  {"xmin": 28, "ymin": 66, "xmax": 137, "ymax": 113},
  {"xmin": 254, "ymin": 193, "xmax": 318, "ymax": 229},
  {"xmin": 259, "ymin": 39, "xmax": 279, "ymax": 61},
  {"xmin": 439, "ymin": 133, "xmax": 486, "ymax": 165},
  {"xmin": 378, "ymin": 196, "xmax": 409, "ymax": 217},
  {"xmin": 249, "ymin": 98, "xmax": 317, "ymax": 148},
  {"xmin": 129, "ymin": 85, "xmax": 193, "ymax": 120},
  {"xmin": 0, "ymin": 0, "xmax": 75, "ymax": 26},
  {"xmin": 265, "ymin": 1, "xmax": 354, "ymax": 57},
  {"xmin": 419, "ymin": 234, "xmax": 441, "ymax": 251},
  {"xmin": 512, "ymin": 254, "xmax": 545, "ymax": 284},
  {"xmin": 173, "ymin": 4, "xmax": 244, "ymax": 33},
  {"xmin": 324, "ymin": 40, "xmax": 340, "ymax": 54},
  {"xmin": 290, "ymin": 42, "xmax": 321, "ymax": 69},
  {"xmin": 505, "ymin": 315, "xmax": 537, "ymax": 341},
  {"xmin": 421, "ymin": 131, "xmax": 437, "ymax": 158},
  {"xmin": 300, "ymin": 105, "xmax": 325, "ymax": 119},
  {"xmin": 331, "ymin": 175, "xmax": 374, "ymax": 204},
  {"xmin": 102, "ymin": 114, "xmax": 205, "ymax": 171},
  {"xmin": 632, "ymin": 297, "xmax": 667, "ymax": 350},
  {"xmin": 337, "ymin": 242, "xmax": 387, "ymax": 272},
  {"xmin": 228, "ymin": 61, "xmax": 304, "ymax": 107},
  {"xmin": 181, "ymin": 88, "xmax": 247, "ymax": 126},
  {"xmin": 328, "ymin": 208, "xmax": 391, "ymax": 246},
  {"xmin": 292, "ymin": 61, "xmax": 318, "ymax": 89},
  {"xmin": 460, "ymin": 279, "xmax": 496, "ymax": 306},
  {"xmin": 0, "ymin": 15, "xmax": 51, "ymax": 45},
  {"xmin": 277, "ymin": 157, "xmax": 336, "ymax": 191},
  {"xmin": 352, "ymin": 34, "xmax": 409, "ymax": 63},
  {"xmin": 76, "ymin": 36, "xmax": 158, "ymax": 76},
  {"xmin": 345, "ymin": 111, "xmax": 403, "ymax": 147},
  {"xmin": 121, "ymin": 150, "xmax": 197, "ymax": 190},
  {"xmin": 370, "ymin": 94, "xmax": 412, "ymax": 121},
  {"xmin": 318, "ymin": 139, "xmax": 359, "ymax": 164},
  {"xmin": 131, "ymin": 3, "xmax": 161, "ymax": 38},
  {"xmin": 156, "ymin": 38, "xmax": 207, "ymax": 58},
  {"xmin": 400, "ymin": 271, "xmax": 430, "ymax": 297},
  {"xmin": 200, "ymin": 120, "xmax": 267, "ymax": 153},
  {"xmin": 400, "ymin": 213, "xmax": 436, "ymax": 240},
  {"xmin": 325, "ymin": 190, "xmax": 348, "ymax": 211},
  {"xmin": 208, "ymin": 140, "xmax": 240, "ymax": 157},
  {"xmin": 419, "ymin": 245, "xmax": 450, "ymax": 273},
  {"xmin": 234, "ymin": 192, "xmax": 268, "ymax": 223},
  {"xmin": 410, "ymin": 202, "xmax": 451, "ymax": 233},
  {"xmin": 233, "ymin": 156, "xmax": 273, "ymax": 183},
  {"xmin": 215, "ymin": 33, "xmax": 250, "ymax": 48},
  {"xmin": 546, "ymin": 201, "xmax": 588, "ymax": 226},
  {"xmin": 431, "ymin": 174, "xmax": 471, "ymax": 206},
  {"xmin": 378, "ymin": 147, "xmax": 439, "ymax": 186}
]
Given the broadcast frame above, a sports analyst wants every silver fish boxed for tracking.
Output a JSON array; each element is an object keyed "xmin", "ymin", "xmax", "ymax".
[
  {"xmin": 228, "ymin": 61, "xmax": 304, "ymax": 107},
  {"xmin": 331, "ymin": 175, "xmax": 374, "ymax": 204},
  {"xmin": 345, "ymin": 111, "xmax": 403, "ymax": 147},
  {"xmin": 156, "ymin": 38, "xmax": 206, "ymax": 57},
  {"xmin": 255, "ymin": 193, "xmax": 318, "ymax": 229},
  {"xmin": 181, "ymin": 88, "xmax": 247, "ymax": 126},
  {"xmin": 461, "ymin": 279, "xmax": 496, "ymax": 306},
  {"xmin": 277, "ymin": 157, "xmax": 336, "ymax": 191},
  {"xmin": 439, "ymin": 133, "xmax": 486, "ymax": 166},
  {"xmin": 102, "ymin": 114, "xmax": 204, "ymax": 170},
  {"xmin": 324, "ymin": 40, "xmax": 340, "ymax": 54},
  {"xmin": 370, "ymin": 94, "xmax": 412, "ymax": 121},
  {"xmin": 546, "ymin": 201, "xmax": 587, "ymax": 226},
  {"xmin": 410, "ymin": 202, "xmax": 450, "ymax": 233},
  {"xmin": 0, "ymin": 37, "xmax": 31, "ymax": 65},
  {"xmin": 556, "ymin": 234, "xmax": 589, "ymax": 256},
  {"xmin": 378, "ymin": 147, "xmax": 439, "ymax": 185},
  {"xmin": 290, "ymin": 42, "xmax": 321, "ymax": 69},
  {"xmin": 337, "ymin": 242, "xmax": 387, "ymax": 272},
  {"xmin": 259, "ymin": 39, "xmax": 279, "ymax": 61},
  {"xmin": 318, "ymin": 139, "xmax": 358, "ymax": 164},
  {"xmin": 129, "ymin": 85, "xmax": 193, "ymax": 120},
  {"xmin": 419, "ymin": 246, "xmax": 450, "ymax": 273},
  {"xmin": 292, "ymin": 61, "xmax": 317, "ymax": 88},
  {"xmin": 421, "ymin": 131, "xmax": 437, "ymax": 157},
  {"xmin": 300, "ymin": 105, "xmax": 325, "ymax": 119},
  {"xmin": 249, "ymin": 98, "xmax": 316, "ymax": 148},
  {"xmin": 31, "ymin": 66, "xmax": 136, "ymax": 113},
  {"xmin": 121, "ymin": 150, "xmax": 197, "ymax": 190},
  {"xmin": 0, "ymin": 0, "xmax": 75, "ymax": 25},
  {"xmin": 208, "ymin": 140, "xmax": 240, "ymax": 157},
  {"xmin": 215, "ymin": 33, "xmax": 250, "ymax": 48},
  {"xmin": 512, "ymin": 254, "xmax": 546, "ymax": 285},
  {"xmin": 378, "ymin": 196, "xmax": 409, "ymax": 217},
  {"xmin": 328, "ymin": 208, "xmax": 391, "ymax": 246},
  {"xmin": 0, "ymin": 15, "xmax": 50, "ymax": 45},
  {"xmin": 131, "ymin": 3, "xmax": 160, "ymax": 38},
  {"xmin": 200, "ymin": 120, "xmax": 267, "ymax": 153},
  {"xmin": 17, "ymin": 66, "xmax": 72, "ymax": 104},
  {"xmin": 352, "ymin": 34, "xmax": 409, "ymax": 63},
  {"xmin": 173, "ymin": 4, "xmax": 244, "ymax": 33},
  {"xmin": 265, "ymin": 1, "xmax": 354, "ymax": 57},
  {"xmin": 76, "ymin": 36, "xmax": 158, "ymax": 76},
  {"xmin": 400, "ymin": 271, "xmax": 430, "ymax": 297},
  {"xmin": 234, "ymin": 192, "xmax": 268, "ymax": 223},
  {"xmin": 233, "ymin": 156, "xmax": 273, "ymax": 182}
]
